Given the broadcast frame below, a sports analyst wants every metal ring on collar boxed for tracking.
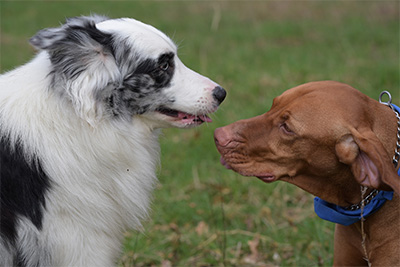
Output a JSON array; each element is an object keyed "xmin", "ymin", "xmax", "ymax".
[{"xmin": 379, "ymin": 90, "xmax": 392, "ymax": 106}]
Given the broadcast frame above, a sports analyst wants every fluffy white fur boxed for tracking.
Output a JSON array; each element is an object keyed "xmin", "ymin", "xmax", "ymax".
[{"xmin": 0, "ymin": 16, "xmax": 224, "ymax": 266}]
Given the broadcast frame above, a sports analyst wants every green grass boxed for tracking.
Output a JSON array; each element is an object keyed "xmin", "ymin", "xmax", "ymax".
[{"xmin": 1, "ymin": 1, "xmax": 399, "ymax": 266}]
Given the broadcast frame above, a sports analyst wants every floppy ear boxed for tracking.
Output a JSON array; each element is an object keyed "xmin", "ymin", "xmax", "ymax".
[
  {"xmin": 29, "ymin": 15, "xmax": 110, "ymax": 50},
  {"xmin": 30, "ymin": 15, "xmax": 119, "ymax": 126},
  {"xmin": 335, "ymin": 128, "xmax": 400, "ymax": 195}
]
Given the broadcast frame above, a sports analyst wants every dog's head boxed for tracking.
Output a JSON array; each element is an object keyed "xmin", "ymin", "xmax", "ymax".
[
  {"xmin": 215, "ymin": 81, "xmax": 399, "ymax": 205},
  {"xmin": 30, "ymin": 15, "xmax": 226, "ymax": 128}
]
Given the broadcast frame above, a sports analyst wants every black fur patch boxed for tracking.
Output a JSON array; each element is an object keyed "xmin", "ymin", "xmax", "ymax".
[
  {"xmin": 0, "ymin": 135, "xmax": 51, "ymax": 247},
  {"xmin": 107, "ymin": 52, "xmax": 176, "ymax": 117}
]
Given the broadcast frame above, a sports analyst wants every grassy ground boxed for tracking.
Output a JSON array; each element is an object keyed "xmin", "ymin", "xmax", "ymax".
[{"xmin": 1, "ymin": 1, "xmax": 399, "ymax": 266}]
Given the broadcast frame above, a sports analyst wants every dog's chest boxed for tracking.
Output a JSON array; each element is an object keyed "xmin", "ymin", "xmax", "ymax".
[{"xmin": 40, "ymin": 123, "xmax": 162, "ymax": 230}]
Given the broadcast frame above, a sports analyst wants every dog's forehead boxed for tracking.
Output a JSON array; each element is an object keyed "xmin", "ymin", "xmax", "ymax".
[
  {"xmin": 97, "ymin": 18, "xmax": 177, "ymax": 56},
  {"xmin": 276, "ymin": 81, "xmax": 364, "ymax": 110},
  {"xmin": 274, "ymin": 82, "xmax": 369, "ymax": 135}
]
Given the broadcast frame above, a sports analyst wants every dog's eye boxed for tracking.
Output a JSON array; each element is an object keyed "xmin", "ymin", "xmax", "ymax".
[{"xmin": 160, "ymin": 62, "xmax": 169, "ymax": 71}]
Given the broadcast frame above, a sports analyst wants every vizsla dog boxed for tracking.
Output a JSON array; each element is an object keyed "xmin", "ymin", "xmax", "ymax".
[{"xmin": 214, "ymin": 81, "xmax": 400, "ymax": 266}]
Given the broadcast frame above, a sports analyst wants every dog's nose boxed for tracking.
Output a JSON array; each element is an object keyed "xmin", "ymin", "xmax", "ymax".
[
  {"xmin": 212, "ymin": 86, "xmax": 227, "ymax": 105},
  {"xmin": 214, "ymin": 127, "xmax": 231, "ymax": 147}
]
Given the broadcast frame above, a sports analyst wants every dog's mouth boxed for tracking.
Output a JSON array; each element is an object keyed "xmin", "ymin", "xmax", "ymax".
[
  {"xmin": 219, "ymin": 156, "xmax": 277, "ymax": 183},
  {"xmin": 156, "ymin": 107, "xmax": 212, "ymax": 125},
  {"xmin": 255, "ymin": 175, "xmax": 277, "ymax": 183}
]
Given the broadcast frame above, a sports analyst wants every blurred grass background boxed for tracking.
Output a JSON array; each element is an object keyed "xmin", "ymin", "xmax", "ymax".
[{"xmin": 1, "ymin": 1, "xmax": 399, "ymax": 266}]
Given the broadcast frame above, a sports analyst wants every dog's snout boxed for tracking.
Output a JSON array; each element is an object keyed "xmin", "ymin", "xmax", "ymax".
[{"xmin": 212, "ymin": 86, "xmax": 227, "ymax": 105}]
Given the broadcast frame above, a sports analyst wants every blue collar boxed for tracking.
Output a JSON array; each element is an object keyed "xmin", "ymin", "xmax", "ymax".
[
  {"xmin": 314, "ymin": 191, "xmax": 394, "ymax": 225},
  {"xmin": 393, "ymin": 103, "xmax": 400, "ymax": 116}
]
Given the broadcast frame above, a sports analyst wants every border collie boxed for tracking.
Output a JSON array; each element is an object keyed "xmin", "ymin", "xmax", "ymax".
[{"xmin": 0, "ymin": 15, "xmax": 226, "ymax": 266}]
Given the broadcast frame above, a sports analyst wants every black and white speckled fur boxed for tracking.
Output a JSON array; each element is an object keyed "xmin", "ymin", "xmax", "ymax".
[{"xmin": 0, "ymin": 15, "xmax": 225, "ymax": 266}]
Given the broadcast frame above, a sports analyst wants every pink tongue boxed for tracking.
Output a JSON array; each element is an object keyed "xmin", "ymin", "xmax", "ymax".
[
  {"xmin": 177, "ymin": 112, "xmax": 212, "ymax": 123},
  {"xmin": 199, "ymin": 115, "xmax": 212, "ymax": 123}
]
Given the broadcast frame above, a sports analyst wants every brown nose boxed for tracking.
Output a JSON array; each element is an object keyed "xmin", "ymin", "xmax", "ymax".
[{"xmin": 214, "ymin": 127, "xmax": 232, "ymax": 147}]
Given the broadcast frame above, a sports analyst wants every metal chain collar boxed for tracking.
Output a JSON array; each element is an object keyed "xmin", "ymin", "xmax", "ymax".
[
  {"xmin": 379, "ymin": 90, "xmax": 400, "ymax": 168},
  {"xmin": 343, "ymin": 91, "xmax": 399, "ymax": 211},
  {"xmin": 345, "ymin": 189, "xmax": 379, "ymax": 211}
]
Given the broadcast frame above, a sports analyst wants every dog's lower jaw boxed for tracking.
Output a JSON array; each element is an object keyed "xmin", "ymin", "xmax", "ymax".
[{"xmin": 142, "ymin": 111, "xmax": 213, "ymax": 129}]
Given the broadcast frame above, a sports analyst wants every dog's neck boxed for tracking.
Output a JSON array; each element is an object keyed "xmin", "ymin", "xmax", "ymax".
[
  {"xmin": 371, "ymin": 100, "xmax": 399, "ymax": 166},
  {"xmin": 286, "ymin": 171, "xmax": 362, "ymax": 207}
]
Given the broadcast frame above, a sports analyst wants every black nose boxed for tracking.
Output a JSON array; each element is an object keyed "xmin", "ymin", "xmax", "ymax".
[{"xmin": 212, "ymin": 86, "xmax": 227, "ymax": 104}]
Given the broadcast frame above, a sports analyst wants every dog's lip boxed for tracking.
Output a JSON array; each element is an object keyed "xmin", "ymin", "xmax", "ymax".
[
  {"xmin": 156, "ymin": 107, "xmax": 212, "ymax": 124},
  {"xmin": 256, "ymin": 175, "xmax": 277, "ymax": 183},
  {"xmin": 220, "ymin": 157, "xmax": 277, "ymax": 182},
  {"xmin": 220, "ymin": 156, "xmax": 232, "ymax": 169}
]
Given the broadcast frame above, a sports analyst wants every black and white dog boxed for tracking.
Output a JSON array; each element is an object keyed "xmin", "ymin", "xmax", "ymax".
[{"xmin": 0, "ymin": 15, "xmax": 226, "ymax": 266}]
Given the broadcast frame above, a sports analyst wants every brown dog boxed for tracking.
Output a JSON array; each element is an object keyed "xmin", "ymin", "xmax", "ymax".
[{"xmin": 214, "ymin": 81, "xmax": 400, "ymax": 266}]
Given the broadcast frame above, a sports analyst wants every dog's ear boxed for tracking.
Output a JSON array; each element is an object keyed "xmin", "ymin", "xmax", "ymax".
[
  {"xmin": 30, "ymin": 15, "xmax": 110, "ymax": 50},
  {"xmin": 335, "ymin": 129, "xmax": 400, "ymax": 195},
  {"xmin": 30, "ymin": 15, "xmax": 119, "ymax": 126}
]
